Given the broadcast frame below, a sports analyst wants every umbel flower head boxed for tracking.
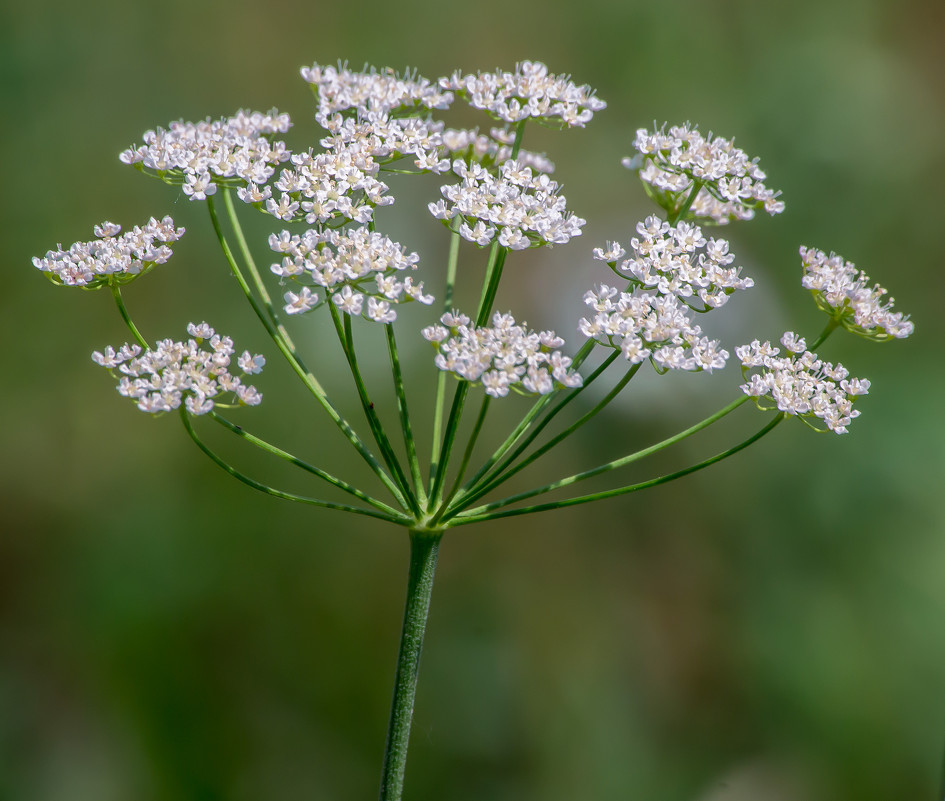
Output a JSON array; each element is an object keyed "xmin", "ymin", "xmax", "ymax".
[
  {"xmin": 300, "ymin": 62, "xmax": 454, "ymax": 124},
  {"xmin": 429, "ymin": 158, "xmax": 585, "ymax": 249},
  {"xmin": 92, "ymin": 323, "xmax": 265, "ymax": 416},
  {"xmin": 32, "ymin": 218, "xmax": 185, "ymax": 289},
  {"xmin": 270, "ymin": 226, "xmax": 434, "ymax": 322},
  {"xmin": 119, "ymin": 109, "xmax": 293, "ymax": 201},
  {"xmin": 627, "ymin": 123, "xmax": 784, "ymax": 224},
  {"xmin": 597, "ymin": 216, "xmax": 754, "ymax": 309},
  {"xmin": 578, "ymin": 216, "xmax": 751, "ymax": 373},
  {"xmin": 29, "ymin": 58, "xmax": 920, "ymax": 801},
  {"xmin": 441, "ymin": 60, "xmax": 607, "ymax": 129},
  {"xmin": 800, "ymin": 246, "xmax": 914, "ymax": 341},
  {"xmin": 422, "ymin": 311, "xmax": 583, "ymax": 398},
  {"xmin": 736, "ymin": 333, "xmax": 870, "ymax": 434}
]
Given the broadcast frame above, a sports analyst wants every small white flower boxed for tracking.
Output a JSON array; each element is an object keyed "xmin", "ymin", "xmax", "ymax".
[
  {"xmin": 238, "ymin": 351, "xmax": 266, "ymax": 374},
  {"xmin": 332, "ymin": 285, "xmax": 364, "ymax": 315}
]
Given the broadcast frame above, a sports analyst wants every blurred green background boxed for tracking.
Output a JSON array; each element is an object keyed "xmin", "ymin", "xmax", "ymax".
[{"xmin": 2, "ymin": 0, "xmax": 944, "ymax": 798}]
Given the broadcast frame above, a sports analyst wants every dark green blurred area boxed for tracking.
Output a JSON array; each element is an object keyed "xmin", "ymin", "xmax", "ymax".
[{"xmin": 3, "ymin": 0, "xmax": 944, "ymax": 798}]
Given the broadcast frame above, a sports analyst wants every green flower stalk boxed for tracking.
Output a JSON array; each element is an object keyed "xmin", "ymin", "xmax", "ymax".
[{"xmin": 32, "ymin": 59, "xmax": 913, "ymax": 801}]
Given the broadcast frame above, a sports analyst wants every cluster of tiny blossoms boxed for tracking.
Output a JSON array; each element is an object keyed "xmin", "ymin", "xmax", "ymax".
[
  {"xmin": 604, "ymin": 216, "xmax": 753, "ymax": 309},
  {"xmin": 422, "ymin": 312, "xmax": 583, "ymax": 398},
  {"xmin": 736, "ymin": 333, "xmax": 870, "ymax": 434},
  {"xmin": 270, "ymin": 226, "xmax": 434, "ymax": 322},
  {"xmin": 627, "ymin": 124, "xmax": 784, "ymax": 224},
  {"xmin": 300, "ymin": 62, "xmax": 454, "ymax": 124},
  {"xmin": 260, "ymin": 138, "xmax": 397, "ymax": 224},
  {"xmin": 92, "ymin": 323, "xmax": 265, "ymax": 415},
  {"xmin": 441, "ymin": 61, "xmax": 606, "ymax": 128},
  {"xmin": 120, "ymin": 110, "xmax": 292, "ymax": 201},
  {"xmin": 800, "ymin": 246, "xmax": 913, "ymax": 340},
  {"xmin": 32, "ymin": 218, "xmax": 185, "ymax": 289},
  {"xmin": 429, "ymin": 159, "xmax": 584, "ymax": 249},
  {"xmin": 578, "ymin": 217, "xmax": 751, "ymax": 371},
  {"xmin": 299, "ymin": 63, "xmax": 455, "ymax": 180},
  {"xmin": 580, "ymin": 287, "xmax": 729, "ymax": 372}
]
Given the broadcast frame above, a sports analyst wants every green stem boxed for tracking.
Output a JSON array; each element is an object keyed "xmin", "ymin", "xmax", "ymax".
[
  {"xmin": 331, "ymin": 305, "xmax": 419, "ymax": 515},
  {"xmin": 110, "ymin": 283, "xmax": 149, "ymax": 349},
  {"xmin": 669, "ymin": 179, "xmax": 703, "ymax": 224},
  {"xmin": 475, "ymin": 242, "xmax": 507, "ymax": 326},
  {"xmin": 205, "ymin": 195, "xmax": 408, "ymax": 510},
  {"xmin": 379, "ymin": 530, "xmax": 442, "ymax": 801},
  {"xmin": 429, "ymin": 218, "xmax": 462, "ymax": 490},
  {"xmin": 432, "ymin": 395, "xmax": 490, "ymax": 524},
  {"xmin": 447, "ymin": 395, "xmax": 750, "ymax": 523},
  {"xmin": 809, "ymin": 319, "xmax": 839, "ymax": 351},
  {"xmin": 429, "ymin": 382, "xmax": 469, "ymax": 505},
  {"xmin": 455, "ymin": 355, "xmax": 631, "ymax": 512},
  {"xmin": 207, "ymin": 411, "xmax": 404, "ymax": 518},
  {"xmin": 453, "ymin": 339, "xmax": 603, "ymax": 501},
  {"xmin": 452, "ymin": 412, "xmax": 784, "ymax": 524},
  {"xmin": 180, "ymin": 409, "xmax": 408, "ymax": 525},
  {"xmin": 386, "ymin": 324, "xmax": 427, "ymax": 508}
]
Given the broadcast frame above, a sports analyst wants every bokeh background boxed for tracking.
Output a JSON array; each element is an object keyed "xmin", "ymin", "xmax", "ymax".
[{"xmin": 2, "ymin": 0, "xmax": 944, "ymax": 798}]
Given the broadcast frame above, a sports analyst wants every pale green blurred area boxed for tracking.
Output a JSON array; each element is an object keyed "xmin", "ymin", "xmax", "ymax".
[{"xmin": 2, "ymin": 0, "xmax": 944, "ymax": 798}]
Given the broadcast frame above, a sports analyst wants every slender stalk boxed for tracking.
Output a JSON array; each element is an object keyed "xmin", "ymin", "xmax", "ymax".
[
  {"xmin": 386, "ymin": 324, "xmax": 427, "ymax": 507},
  {"xmin": 110, "ymin": 284, "xmax": 149, "ymax": 349},
  {"xmin": 429, "ymin": 218, "xmax": 462, "ymax": 490},
  {"xmin": 330, "ymin": 305, "xmax": 419, "ymax": 515},
  {"xmin": 451, "ymin": 413, "xmax": 784, "ymax": 524},
  {"xmin": 447, "ymin": 395, "xmax": 750, "ymax": 523},
  {"xmin": 453, "ymin": 339, "xmax": 604, "ymax": 500},
  {"xmin": 456, "ymin": 355, "xmax": 632, "ymax": 511},
  {"xmin": 475, "ymin": 242, "xmax": 507, "ymax": 326},
  {"xmin": 669, "ymin": 179, "xmax": 703, "ymax": 225},
  {"xmin": 205, "ymin": 195, "xmax": 408, "ymax": 510},
  {"xmin": 207, "ymin": 411, "xmax": 403, "ymax": 518},
  {"xmin": 180, "ymin": 409, "xmax": 409, "ymax": 525},
  {"xmin": 809, "ymin": 319, "xmax": 839, "ymax": 351},
  {"xmin": 429, "ymin": 382, "xmax": 469, "ymax": 505},
  {"xmin": 222, "ymin": 189, "xmax": 279, "ymax": 324},
  {"xmin": 431, "ymin": 395, "xmax": 490, "ymax": 524},
  {"xmin": 379, "ymin": 530, "xmax": 442, "ymax": 801}
]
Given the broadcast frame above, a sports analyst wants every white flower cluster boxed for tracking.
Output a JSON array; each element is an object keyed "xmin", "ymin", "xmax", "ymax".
[
  {"xmin": 440, "ymin": 127, "xmax": 555, "ymax": 173},
  {"xmin": 579, "ymin": 216, "xmax": 751, "ymax": 372},
  {"xmin": 120, "ymin": 110, "xmax": 292, "ymax": 201},
  {"xmin": 800, "ymin": 246, "xmax": 914, "ymax": 341},
  {"xmin": 429, "ymin": 158, "xmax": 585, "ymax": 249},
  {"xmin": 256, "ymin": 133, "xmax": 399, "ymax": 224},
  {"xmin": 33, "ymin": 218, "xmax": 185, "ymax": 289},
  {"xmin": 319, "ymin": 114, "xmax": 452, "ymax": 174},
  {"xmin": 92, "ymin": 323, "xmax": 265, "ymax": 416},
  {"xmin": 627, "ymin": 124, "xmax": 784, "ymax": 224},
  {"xmin": 297, "ymin": 64, "xmax": 462, "ymax": 178},
  {"xmin": 737, "ymin": 333, "xmax": 870, "ymax": 434},
  {"xmin": 300, "ymin": 62, "xmax": 454, "ymax": 125},
  {"xmin": 579, "ymin": 286, "xmax": 729, "ymax": 372},
  {"xmin": 598, "ymin": 216, "xmax": 753, "ymax": 309},
  {"xmin": 422, "ymin": 311, "xmax": 583, "ymax": 398},
  {"xmin": 441, "ymin": 61, "xmax": 606, "ymax": 128},
  {"xmin": 271, "ymin": 226, "xmax": 434, "ymax": 323}
]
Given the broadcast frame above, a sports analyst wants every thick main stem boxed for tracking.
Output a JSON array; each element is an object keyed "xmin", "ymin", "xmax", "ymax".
[{"xmin": 379, "ymin": 531, "xmax": 442, "ymax": 801}]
